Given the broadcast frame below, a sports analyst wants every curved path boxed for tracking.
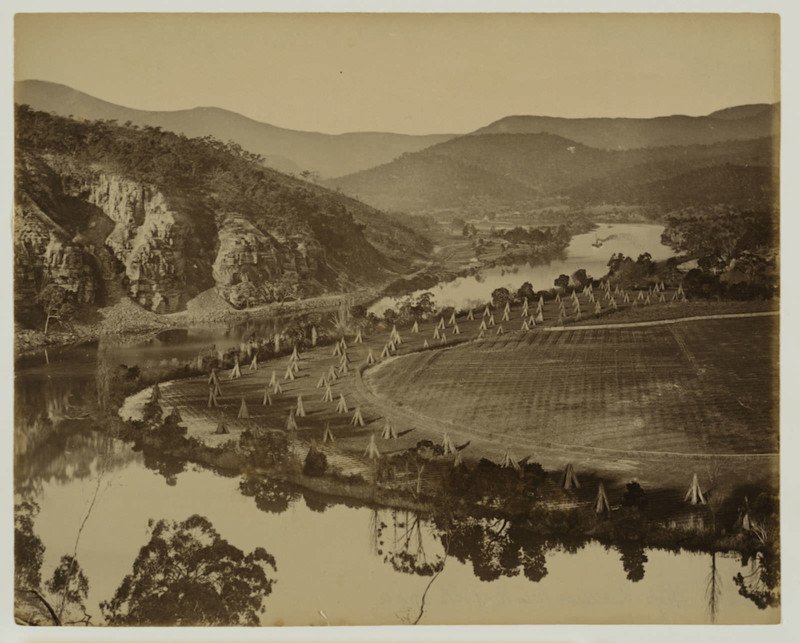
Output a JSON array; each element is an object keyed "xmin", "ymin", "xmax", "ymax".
[{"xmin": 542, "ymin": 310, "xmax": 778, "ymax": 332}]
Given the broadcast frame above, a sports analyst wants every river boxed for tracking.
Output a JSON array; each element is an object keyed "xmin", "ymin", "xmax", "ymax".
[
  {"xmin": 370, "ymin": 222, "xmax": 676, "ymax": 314},
  {"xmin": 13, "ymin": 223, "xmax": 778, "ymax": 626}
]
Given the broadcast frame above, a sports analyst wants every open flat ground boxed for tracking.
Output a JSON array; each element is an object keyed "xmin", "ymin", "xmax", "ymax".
[{"xmin": 136, "ymin": 290, "xmax": 778, "ymax": 495}]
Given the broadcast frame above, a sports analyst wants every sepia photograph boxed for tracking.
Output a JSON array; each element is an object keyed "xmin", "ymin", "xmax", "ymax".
[{"xmin": 5, "ymin": 6, "xmax": 792, "ymax": 637}]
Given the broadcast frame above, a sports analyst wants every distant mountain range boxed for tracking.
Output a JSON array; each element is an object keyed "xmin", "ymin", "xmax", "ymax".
[
  {"xmin": 15, "ymin": 80, "xmax": 455, "ymax": 179},
  {"xmin": 326, "ymin": 105, "xmax": 779, "ymax": 214}
]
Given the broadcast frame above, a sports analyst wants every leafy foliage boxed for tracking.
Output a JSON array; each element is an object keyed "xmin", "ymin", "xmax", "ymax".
[{"xmin": 100, "ymin": 515, "xmax": 276, "ymax": 625}]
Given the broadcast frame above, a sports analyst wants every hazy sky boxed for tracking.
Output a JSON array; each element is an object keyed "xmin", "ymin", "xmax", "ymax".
[{"xmin": 15, "ymin": 13, "xmax": 779, "ymax": 134}]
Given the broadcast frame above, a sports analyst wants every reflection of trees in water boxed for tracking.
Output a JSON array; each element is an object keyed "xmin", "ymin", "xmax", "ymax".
[
  {"xmin": 617, "ymin": 542, "xmax": 648, "ymax": 583},
  {"xmin": 239, "ymin": 475, "xmax": 300, "ymax": 514},
  {"xmin": 373, "ymin": 509, "xmax": 446, "ymax": 577},
  {"xmin": 733, "ymin": 549, "xmax": 780, "ymax": 610}
]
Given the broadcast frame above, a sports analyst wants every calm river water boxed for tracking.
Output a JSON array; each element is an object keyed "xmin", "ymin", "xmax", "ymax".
[{"xmin": 14, "ymin": 223, "xmax": 778, "ymax": 625}]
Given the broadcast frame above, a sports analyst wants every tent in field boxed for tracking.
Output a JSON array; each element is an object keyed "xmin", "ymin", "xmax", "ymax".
[
  {"xmin": 537, "ymin": 295, "xmax": 544, "ymax": 310},
  {"xmin": 286, "ymin": 409, "xmax": 298, "ymax": 431},
  {"xmin": 595, "ymin": 482, "xmax": 611, "ymax": 514},
  {"xmin": 437, "ymin": 318, "xmax": 446, "ymax": 330},
  {"xmin": 249, "ymin": 355, "xmax": 258, "ymax": 371},
  {"xmin": 208, "ymin": 369, "xmax": 220, "ymax": 386},
  {"xmin": 354, "ymin": 329, "xmax": 363, "ymax": 344},
  {"xmin": 283, "ymin": 364, "xmax": 296, "ymax": 381},
  {"xmin": 442, "ymin": 431, "xmax": 456, "ymax": 455},
  {"xmin": 433, "ymin": 326, "xmax": 441, "ymax": 339},
  {"xmin": 214, "ymin": 421, "xmax": 229, "ymax": 435},
  {"xmin": 340, "ymin": 337, "xmax": 348, "ymax": 350},
  {"xmin": 366, "ymin": 348, "xmax": 375, "ymax": 365},
  {"xmin": 338, "ymin": 361, "xmax": 349, "ymax": 374},
  {"xmin": 364, "ymin": 434, "xmax": 381, "ymax": 460},
  {"xmin": 440, "ymin": 331, "xmax": 448, "ymax": 344},
  {"xmin": 557, "ymin": 311, "xmax": 564, "ymax": 325},
  {"xmin": 381, "ymin": 419, "xmax": 397, "ymax": 440},
  {"xmin": 644, "ymin": 295, "xmax": 651, "ymax": 305},
  {"xmin": 502, "ymin": 309, "xmax": 510, "ymax": 322},
  {"xmin": 536, "ymin": 310, "xmax": 544, "ymax": 323},
  {"xmin": 352, "ymin": 406, "xmax": 365, "ymax": 427},
  {"xmin": 291, "ymin": 345, "xmax": 299, "ymax": 360},
  {"xmin": 322, "ymin": 383, "xmax": 334, "ymax": 402},
  {"xmin": 296, "ymin": 395, "xmax": 306, "ymax": 417},
  {"xmin": 150, "ymin": 382, "xmax": 162, "ymax": 403},
  {"xmin": 412, "ymin": 320, "xmax": 420, "ymax": 333},
  {"xmin": 327, "ymin": 365, "xmax": 338, "ymax": 381},
  {"xmin": 230, "ymin": 359, "xmax": 242, "ymax": 380},
  {"xmin": 575, "ymin": 311, "xmax": 582, "ymax": 322},
  {"xmin": 594, "ymin": 301, "xmax": 602, "ymax": 315},
  {"xmin": 496, "ymin": 325, "xmax": 504, "ymax": 335},
  {"xmin": 336, "ymin": 394, "xmax": 348, "ymax": 414},
  {"xmin": 488, "ymin": 314, "xmax": 496, "ymax": 327},
  {"xmin": 322, "ymin": 422, "xmax": 335, "ymax": 443},
  {"xmin": 521, "ymin": 320, "xmax": 530, "ymax": 331},
  {"xmin": 423, "ymin": 339, "xmax": 430, "ymax": 348},
  {"xmin": 316, "ymin": 374, "xmax": 326, "ymax": 389},
  {"xmin": 381, "ymin": 344, "xmax": 390, "ymax": 359},
  {"xmin": 467, "ymin": 309, "xmax": 474, "ymax": 320},
  {"xmin": 610, "ymin": 298, "xmax": 618, "ymax": 310},
  {"xmin": 393, "ymin": 331, "xmax": 402, "ymax": 345},
  {"xmin": 500, "ymin": 450, "xmax": 520, "ymax": 470},
  {"xmin": 237, "ymin": 397, "xmax": 250, "ymax": 419},
  {"xmin": 292, "ymin": 359, "xmax": 300, "ymax": 374},
  {"xmin": 677, "ymin": 283, "xmax": 685, "ymax": 296},
  {"xmin": 449, "ymin": 311, "xmax": 456, "ymax": 325},
  {"xmin": 684, "ymin": 473, "xmax": 706, "ymax": 505},
  {"xmin": 453, "ymin": 450, "xmax": 463, "ymax": 468},
  {"xmin": 659, "ymin": 292, "xmax": 666, "ymax": 303},
  {"xmin": 269, "ymin": 370, "xmax": 277, "ymax": 387},
  {"xmin": 453, "ymin": 322, "xmax": 460, "ymax": 335},
  {"xmin": 555, "ymin": 293, "xmax": 561, "ymax": 303},
  {"xmin": 623, "ymin": 292, "xmax": 630, "ymax": 303},
  {"xmin": 207, "ymin": 387, "xmax": 219, "ymax": 408},
  {"xmin": 332, "ymin": 342, "xmax": 342, "ymax": 357},
  {"xmin": 477, "ymin": 329, "xmax": 485, "ymax": 339},
  {"xmin": 262, "ymin": 387, "xmax": 272, "ymax": 406},
  {"xmin": 504, "ymin": 301, "xmax": 511, "ymax": 314},
  {"xmin": 637, "ymin": 290, "xmax": 644, "ymax": 301},
  {"xmin": 483, "ymin": 305, "xmax": 491, "ymax": 318},
  {"xmin": 272, "ymin": 380, "xmax": 283, "ymax": 395},
  {"xmin": 561, "ymin": 463, "xmax": 580, "ymax": 490},
  {"xmin": 479, "ymin": 319, "xmax": 487, "ymax": 331}
]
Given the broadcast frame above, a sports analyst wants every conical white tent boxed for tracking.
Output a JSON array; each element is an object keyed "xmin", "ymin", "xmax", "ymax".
[
  {"xmin": 283, "ymin": 364, "xmax": 295, "ymax": 381},
  {"xmin": 504, "ymin": 301, "xmax": 511, "ymax": 314},
  {"xmin": 207, "ymin": 388, "xmax": 219, "ymax": 408},
  {"xmin": 479, "ymin": 319, "xmax": 487, "ymax": 331},
  {"xmin": 354, "ymin": 329, "xmax": 363, "ymax": 344},
  {"xmin": 351, "ymin": 406, "xmax": 365, "ymax": 427},
  {"xmin": 644, "ymin": 295, "xmax": 651, "ymax": 305},
  {"xmin": 286, "ymin": 409, "xmax": 298, "ymax": 431},
  {"xmin": 477, "ymin": 329, "xmax": 485, "ymax": 339},
  {"xmin": 483, "ymin": 305, "xmax": 491, "ymax": 318},
  {"xmin": 381, "ymin": 419, "xmax": 397, "ymax": 440},
  {"xmin": 381, "ymin": 345, "xmax": 390, "ymax": 359},
  {"xmin": 442, "ymin": 431, "xmax": 456, "ymax": 455},
  {"xmin": 488, "ymin": 314, "xmax": 496, "ymax": 327},
  {"xmin": 623, "ymin": 292, "xmax": 630, "ymax": 303},
  {"xmin": 208, "ymin": 369, "xmax": 219, "ymax": 386},
  {"xmin": 327, "ymin": 365, "xmax": 338, "ymax": 381},
  {"xmin": 610, "ymin": 298, "xmax": 617, "ymax": 309},
  {"xmin": 501, "ymin": 309, "xmax": 510, "ymax": 322},
  {"xmin": 659, "ymin": 292, "xmax": 666, "ymax": 303},
  {"xmin": 440, "ymin": 331, "xmax": 447, "ymax": 344},
  {"xmin": 561, "ymin": 463, "xmax": 580, "ymax": 490},
  {"xmin": 292, "ymin": 360, "xmax": 300, "ymax": 374},
  {"xmin": 467, "ymin": 309, "xmax": 474, "ymax": 321},
  {"xmin": 594, "ymin": 301, "xmax": 602, "ymax": 315},
  {"xmin": 322, "ymin": 383, "xmax": 334, "ymax": 403},
  {"xmin": 433, "ymin": 326, "xmax": 441, "ymax": 339},
  {"xmin": 269, "ymin": 370, "xmax": 277, "ymax": 387},
  {"xmin": 366, "ymin": 348, "xmax": 375, "ymax": 365},
  {"xmin": 336, "ymin": 394, "xmax": 348, "ymax": 414},
  {"xmin": 448, "ymin": 311, "xmax": 456, "ymax": 325},
  {"xmin": 296, "ymin": 395, "xmax": 306, "ymax": 417},
  {"xmin": 272, "ymin": 380, "xmax": 283, "ymax": 395},
  {"xmin": 595, "ymin": 482, "xmax": 611, "ymax": 514},
  {"xmin": 535, "ymin": 311, "xmax": 544, "ymax": 323},
  {"xmin": 500, "ymin": 450, "xmax": 520, "ymax": 470},
  {"xmin": 338, "ymin": 361, "xmax": 349, "ymax": 374},
  {"xmin": 291, "ymin": 345, "xmax": 299, "ymax": 361},
  {"xmin": 322, "ymin": 423, "xmax": 335, "ymax": 443},
  {"xmin": 237, "ymin": 397, "xmax": 249, "ymax": 419},
  {"xmin": 364, "ymin": 434, "xmax": 381, "ymax": 460},
  {"xmin": 340, "ymin": 337, "xmax": 348, "ymax": 350},
  {"xmin": 332, "ymin": 342, "xmax": 342, "ymax": 357},
  {"xmin": 262, "ymin": 387, "xmax": 272, "ymax": 406},
  {"xmin": 555, "ymin": 293, "xmax": 561, "ymax": 303},
  {"xmin": 412, "ymin": 320, "xmax": 420, "ymax": 333},
  {"xmin": 230, "ymin": 360, "xmax": 242, "ymax": 380},
  {"xmin": 453, "ymin": 322, "xmax": 460, "ymax": 335},
  {"xmin": 684, "ymin": 473, "xmax": 706, "ymax": 505},
  {"xmin": 316, "ymin": 375, "xmax": 326, "ymax": 389},
  {"xmin": 437, "ymin": 318, "xmax": 446, "ymax": 330},
  {"xmin": 423, "ymin": 339, "xmax": 430, "ymax": 348},
  {"xmin": 521, "ymin": 320, "xmax": 530, "ymax": 331},
  {"xmin": 637, "ymin": 290, "xmax": 644, "ymax": 301},
  {"xmin": 496, "ymin": 325, "xmax": 504, "ymax": 335}
]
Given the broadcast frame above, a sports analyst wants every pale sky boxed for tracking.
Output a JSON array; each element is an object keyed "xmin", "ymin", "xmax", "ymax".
[{"xmin": 15, "ymin": 13, "xmax": 780, "ymax": 134}]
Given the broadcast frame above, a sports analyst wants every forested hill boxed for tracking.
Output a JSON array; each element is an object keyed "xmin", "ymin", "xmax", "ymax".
[
  {"xmin": 14, "ymin": 105, "xmax": 430, "ymax": 321},
  {"xmin": 472, "ymin": 103, "xmax": 778, "ymax": 149},
  {"xmin": 15, "ymin": 80, "xmax": 455, "ymax": 178},
  {"xmin": 325, "ymin": 131, "xmax": 777, "ymax": 214}
]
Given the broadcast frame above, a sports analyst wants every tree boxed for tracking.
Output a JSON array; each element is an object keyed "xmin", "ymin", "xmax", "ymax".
[
  {"xmin": 101, "ymin": 515, "xmax": 277, "ymax": 625},
  {"xmin": 516, "ymin": 282, "xmax": 536, "ymax": 302},
  {"xmin": 15, "ymin": 502, "xmax": 45, "ymax": 591},
  {"xmin": 570, "ymin": 269, "xmax": 589, "ymax": 289},
  {"xmin": 491, "ymin": 287, "xmax": 511, "ymax": 308},
  {"xmin": 46, "ymin": 555, "xmax": 90, "ymax": 624},
  {"xmin": 553, "ymin": 274, "xmax": 570, "ymax": 290},
  {"xmin": 36, "ymin": 282, "xmax": 75, "ymax": 334}
]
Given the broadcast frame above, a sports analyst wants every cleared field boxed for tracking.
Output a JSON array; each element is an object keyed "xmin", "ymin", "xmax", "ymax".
[{"xmin": 365, "ymin": 316, "xmax": 778, "ymax": 456}]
